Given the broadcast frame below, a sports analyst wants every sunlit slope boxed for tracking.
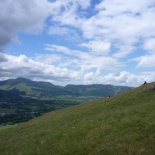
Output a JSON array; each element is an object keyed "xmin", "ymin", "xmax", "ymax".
[{"xmin": 0, "ymin": 82, "xmax": 155, "ymax": 155}]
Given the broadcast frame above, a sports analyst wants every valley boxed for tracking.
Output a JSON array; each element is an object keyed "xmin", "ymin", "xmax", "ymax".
[
  {"xmin": 0, "ymin": 77, "xmax": 131, "ymax": 125},
  {"xmin": 0, "ymin": 81, "xmax": 154, "ymax": 154}
]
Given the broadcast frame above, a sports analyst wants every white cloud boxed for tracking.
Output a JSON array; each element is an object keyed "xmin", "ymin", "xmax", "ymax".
[
  {"xmin": 140, "ymin": 71, "xmax": 155, "ymax": 82},
  {"xmin": 84, "ymin": 72, "xmax": 94, "ymax": 80},
  {"xmin": 96, "ymin": 0, "xmax": 155, "ymax": 15},
  {"xmin": 1, "ymin": 0, "xmax": 155, "ymax": 87},
  {"xmin": 81, "ymin": 40, "xmax": 111, "ymax": 55},
  {"xmin": 133, "ymin": 54, "xmax": 155, "ymax": 68},
  {"xmin": 144, "ymin": 38, "xmax": 155, "ymax": 52},
  {"xmin": 0, "ymin": 53, "xmax": 7, "ymax": 63},
  {"xmin": 0, "ymin": 0, "xmax": 90, "ymax": 51},
  {"xmin": 112, "ymin": 42, "xmax": 136, "ymax": 58},
  {"xmin": 35, "ymin": 54, "xmax": 62, "ymax": 65},
  {"xmin": 79, "ymin": 54, "xmax": 123, "ymax": 75},
  {"xmin": 45, "ymin": 44, "xmax": 123, "ymax": 74},
  {"xmin": 48, "ymin": 26, "xmax": 73, "ymax": 36},
  {"xmin": 83, "ymin": 71, "xmax": 154, "ymax": 86},
  {"xmin": 0, "ymin": 53, "xmax": 155, "ymax": 87},
  {"xmin": 103, "ymin": 71, "xmax": 137, "ymax": 84},
  {"xmin": 45, "ymin": 44, "xmax": 72, "ymax": 55},
  {"xmin": 0, "ymin": 0, "xmax": 53, "ymax": 51},
  {"xmin": 50, "ymin": 0, "xmax": 91, "ymax": 27},
  {"xmin": 48, "ymin": 26, "xmax": 81, "ymax": 42},
  {"xmin": 80, "ymin": 0, "xmax": 155, "ymax": 58},
  {"xmin": 0, "ymin": 54, "xmax": 79, "ymax": 84}
]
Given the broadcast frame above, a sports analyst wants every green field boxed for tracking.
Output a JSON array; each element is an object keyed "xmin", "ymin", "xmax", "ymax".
[{"xmin": 0, "ymin": 82, "xmax": 155, "ymax": 155}]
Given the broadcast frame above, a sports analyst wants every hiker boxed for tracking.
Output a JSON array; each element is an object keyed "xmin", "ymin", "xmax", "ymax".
[
  {"xmin": 143, "ymin": 81, "xmax": 147, "ymax": 85},
  {"xmin": 149, "ymin": 84, "xmax": 155, "ymax": 91}
]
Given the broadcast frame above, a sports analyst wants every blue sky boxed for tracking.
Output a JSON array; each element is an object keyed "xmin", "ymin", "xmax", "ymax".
[{"xmin": 0, "ymin": 0, "xmax": 155, "ymax": 86}]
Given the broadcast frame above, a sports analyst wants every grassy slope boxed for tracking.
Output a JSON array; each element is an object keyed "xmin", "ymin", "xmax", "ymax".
[
  {"xmin": 0, "ymin": 83, "xmax": 39, "ymax": 94},
  {"xmin": 0, "ymin": 83, "xmax": 155, "ymax": 155},
  {"xmin": 0, "ymin": 124, "xmax": 19, "ymax": 131}
]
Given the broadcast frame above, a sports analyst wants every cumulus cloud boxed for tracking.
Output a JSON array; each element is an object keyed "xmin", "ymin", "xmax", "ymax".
[
  {"xmin": 0, "ymin": 0, "xmax": 53, "ymax": 52},
  {"xmin": 35, "ymin": 54, "xmax": 62, "ymax": 65},
  {"xmin": 95, "ymin": 0, "xmax": 154, "ymax": 15},
  {"xmin": 80, "ymin": 0, "xmax": 155, "ymax": 58},
  {"xmin": 1, "ymin": 0, "xmax": 155, "ymax": 86},
  {"xmin": 1, "ymin": 52, "xmax": 155, "ymax": 86},
  {"xmin": 83, "ymin": 71, "xmax": 154, "ymax": 86},
  {"xmin": 78, "ymin": 54, "xmax": 123, "ymax": 75},
  {"xmin": 144, "ymin": 38, "xmax": 155, "ymax": 52},
  {"xmin": 0, "ymin": 0, "xmax": 92, "ymax": 52},
  {"xmin": 45, "ymin": 44, "xmax": 123, "ymax": 74},
  {"xmin": 0, "ymin": 53, "xmax": 7, "ymax": 63},
  {"xmin": 81, "ymin": 40, "xmax": 111, "ymax": 55},
  {"xmin": 0, "ymin": 54, "xmax": 79, "ymax": 84},
  {"xmin": 50, "ymin": 0, "xmax": 91, "ymax": 27},
  {"xmin": 133, "ymin": 54, "xmax": 155, "ymax": 68}
]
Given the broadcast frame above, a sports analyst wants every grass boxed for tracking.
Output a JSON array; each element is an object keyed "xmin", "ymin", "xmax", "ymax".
[
  {"xmin": 0, "ymin": 82, "xmax": 155, "ymax": 154},
  {"xmin": 0, "ymin": 124, "xmax": 19, "ymax": 131},
  {"xmin": 0, "ymin": 83, "xmax": 41, "ymax": 95}
]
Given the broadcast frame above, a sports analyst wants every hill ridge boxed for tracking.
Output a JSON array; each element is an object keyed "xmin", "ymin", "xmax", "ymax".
[{"xmin": 0, "ymin": 77, "xmax": 132, "ymax": 98}]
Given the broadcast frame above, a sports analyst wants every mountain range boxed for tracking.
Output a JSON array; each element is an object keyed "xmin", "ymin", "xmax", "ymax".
[{"xmin": 0, "ymin": 77, "xmax": 132, "ymax": 98}]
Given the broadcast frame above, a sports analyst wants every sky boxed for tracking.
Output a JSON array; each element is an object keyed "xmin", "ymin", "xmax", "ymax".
[{"xmin": 0, "ymin": 0, "xmax": 155, "ymax": 87}]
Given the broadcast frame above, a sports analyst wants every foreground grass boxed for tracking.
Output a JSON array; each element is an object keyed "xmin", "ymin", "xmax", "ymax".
[{"xmin": 0, "ymin": 83, "xmax": 155, "ymax": 155}]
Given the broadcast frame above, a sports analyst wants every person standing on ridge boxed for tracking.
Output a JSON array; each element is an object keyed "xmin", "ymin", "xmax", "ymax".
[{"xmin": 143, "ymin": 81, "xmax": 147, "ymax": 85}]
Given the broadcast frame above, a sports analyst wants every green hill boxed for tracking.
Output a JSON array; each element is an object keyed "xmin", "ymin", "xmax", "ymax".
[
  {"xmin": 0, "ymin": 82, "xmax": 155, "ymax": 155},
  {"xmin": 0, "ymin": 77, "xmax": 72, "ymax": 98}
]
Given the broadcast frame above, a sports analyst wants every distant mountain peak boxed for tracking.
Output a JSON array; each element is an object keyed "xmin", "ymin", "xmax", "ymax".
[{"xmin": 16, "ymin": 77, "xmax": 31, "ymax": 81}]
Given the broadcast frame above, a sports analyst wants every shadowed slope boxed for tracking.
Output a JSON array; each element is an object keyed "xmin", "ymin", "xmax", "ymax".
[{"xmin": 0, "ymin": 82, "xmax": 155, "ymax": 155}]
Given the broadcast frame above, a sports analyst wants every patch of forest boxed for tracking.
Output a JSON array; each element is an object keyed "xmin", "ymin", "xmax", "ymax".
[{"xmin": 0, "ymin": 89, "xmax": 98, "ymax": 125}]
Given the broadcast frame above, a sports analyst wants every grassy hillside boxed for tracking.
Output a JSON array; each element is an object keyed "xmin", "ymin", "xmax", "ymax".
[
  {"xmin": 0, "ymin": 82, "xmax": 155, "ymax": 155},
  {"xmin": 0, "ymin": 77, "xmax": 72, "ymax": 98}
]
